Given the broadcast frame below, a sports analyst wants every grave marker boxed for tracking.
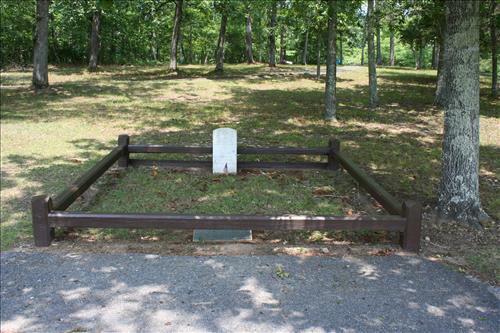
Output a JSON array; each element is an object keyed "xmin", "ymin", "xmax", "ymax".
[{"xmin": 193, "ymin": 128, "xmax": 252, "ymax": 241}]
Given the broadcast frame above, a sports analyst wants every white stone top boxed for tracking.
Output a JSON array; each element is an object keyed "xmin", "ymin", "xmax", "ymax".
[{"xmin": 212, "ymin": 128, "xmax": 237, "ymax": 174}]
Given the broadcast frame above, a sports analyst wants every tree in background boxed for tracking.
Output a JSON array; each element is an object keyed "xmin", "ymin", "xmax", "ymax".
[
  {"xmin": 268, "ymin": 0, "xmax": 277, "ymax": 67},
  {"xmin": 88, "ymin": 8, "xmax": 101, "ymax": 72},
  {"xmin": 214, "ymin": 1, "xmax": 228, "ymax": 72},
  {"xmin": 169, "ymin": 0, "xmax": 183, "ymax": 71},
  {"xmin": 490, "ymin": 0, "xmax": 498, "ymax": 97},
  {"xmin": 438, "ymin": 0, "xmax": 485, "ymax": 225},
  {"xmin": 244, "ymin": 2, "xmax": 254, "ymax": 64},
  {"xmin": 375, "ymin": 0, "xmax": 382, "ymax": 65},
  {"xmin": 33, "ymin": 0, "xmax": 49, "ymax": 89},
  {"xmin": 367, "ymin": 0, "xmax": 378, "ymax": 107},
  {"xmin": 324, "ymin": 0, "xmax": 337, "ymax": 120}
]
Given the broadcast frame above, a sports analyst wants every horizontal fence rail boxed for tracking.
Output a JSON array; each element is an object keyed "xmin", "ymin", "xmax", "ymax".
[
  {"xmin": 48, "ymin": 212, "xmax": 406, "ymax": 231},
  {"xmin": 31, "ymin": 134, "xmax": 422, "ymax": 252},
  {"xmin": 128, "ymin": 144, "xmax": 330, "ymax": 156},
  {"xmin": 129, "ymin": 159, "xmax": 329, "ymax": 171}
]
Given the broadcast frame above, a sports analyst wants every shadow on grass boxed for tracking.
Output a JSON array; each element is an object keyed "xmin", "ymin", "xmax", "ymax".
[{"xmin": 1, "ymin": 65, "xmax": 498, "ymax": 249}]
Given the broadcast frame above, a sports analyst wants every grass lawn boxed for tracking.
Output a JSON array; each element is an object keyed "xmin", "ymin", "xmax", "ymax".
[{"xmin": 1, "ymin": 64, "xmax": 499, "ymax": 282}]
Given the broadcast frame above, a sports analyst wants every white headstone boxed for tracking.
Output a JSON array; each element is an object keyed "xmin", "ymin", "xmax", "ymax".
[{"xmin": 212, "ymin": 128, "xmax": 237, "ymax": 174}]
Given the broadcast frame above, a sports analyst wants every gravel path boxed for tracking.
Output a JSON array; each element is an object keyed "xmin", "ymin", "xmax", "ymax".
[{"xmin": 1, "ymin": 252, "xmax": 498, "ymax": 333}]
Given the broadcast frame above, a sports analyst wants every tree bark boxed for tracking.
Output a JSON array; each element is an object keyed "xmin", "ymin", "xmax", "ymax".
[
  {"xmin": 367, "ymin": 0, "xmax": 379, "ymax": 108},
  {"xmin": 438, "ymin": 0, "xmax": 483, "ymax": 225},
  {"xmin": 490, "ymin": 0, "xmax": 498, "ymax": 97},
  {"xmin": 268, "ymin": 1, "xmax": 277, "ymax": 67},
  {"xmin": 431, "ymin": 39, "xmax": 440, "ymax": 69},
  {"xmin": 279, "ymin": 28, "xmax": 286, "ymax": 64},
  {"xmin": 169, "ymin": 0, "xmax": 183, "ymax": 71},
  {"xmin": 435, "ymin": 17, "xmax": 446, "ymax": 105},
  {"xmin": 361, "ymin": 45, "xmax": 365, "ymax": 65},
  {"xmin": 376, "ymin": 0, "xmax": 382, "ymax": 67},
  {"xmin": 338, "ymin": 32, "xmax": 343, "ymax": 65},
  {"xmin": 32, "ymin": 0, "xmax": 49, "ymax": 89},
  {"xmin": 376, "ymin": 26, "xmax": 382, "ymax": 65},
  {"xmin": 303, "ymin": 26, "xmax": 309, "ymax": 65},
  {"xmin": 389, "ymin": 30, "xmax": 395, "ymax": 66},
  {"xmin": 245, "ymin": 12, "xmax": 254, "ymax": 64},
  {"xmin": 88, "ymin": 10, "xmax": 100, "ymax": 72},
  {"xmin": 215, "ymin": 13, "xmax": 227, "ymax": 72},
  {"xmin": 324, "ymin": 0, "xmax": 337, "ymax": 120},
  {"xmin": 415, "ymin": 45, "xmax": 423, "ymax": 69},
  {"xmin": 316, "ymin": 37, "xmax": 321, "ymax": 80}
]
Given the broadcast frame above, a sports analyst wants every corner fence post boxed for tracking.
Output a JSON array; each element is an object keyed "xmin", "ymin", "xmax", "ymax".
[
  {"xmin": 328, "ymin": 138, "xmax": 340, "ymax": 170},
  {"xmin": 32, "ymin": 195, "xmax": 54, "ymax": 247},
  {"xmin": 401, "ymin": 200, "xmax": 422, "ymax": 253},
  {"xmin": 118, "ymin": 134, "xmax": 130, "ymax": 168}
]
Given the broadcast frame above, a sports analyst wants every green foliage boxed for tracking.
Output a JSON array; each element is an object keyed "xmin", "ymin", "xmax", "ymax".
[{"xmin": 0, "ymin": 0, "xmax": 494, "ymax": 68}]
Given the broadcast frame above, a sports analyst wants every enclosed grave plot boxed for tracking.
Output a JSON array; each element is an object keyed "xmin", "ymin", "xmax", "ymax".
[
  {"xmin": 32, "ymin": 135, "xmax": 421, "ymax": 251},
  {"xmin": 65, "ymin": 167, "xmax": 398, "ymax": 244}
]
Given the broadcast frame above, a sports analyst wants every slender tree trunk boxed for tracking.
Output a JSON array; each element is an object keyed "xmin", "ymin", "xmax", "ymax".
[
  {"xmin": 431, "ymin": 40, "xmax": 440, "ymax": 69},
  {"xmin": 389, "ymin": 30, "xmax": 395, "ymax": 66},
  {"xmin": 151, "ymin": 30, "xmax": 158, "ymax": 61},
  {"xmin": 245, "ymin": 12, "xmax": 254, "ymax": 64},
  {"xmin": 169, "ymin": 0, "xmax": 183, "ymax": 71},
  {"xmin": 438, "ymin": 0, "xmax": 484, "ymax": 225},
  {"xmin": 415, "ymin": 45, "xmax": 423, "ymax": 69},
  {"xmin": 490, "ymin": 0, "xmax": 498, "ymax": 97},
  {"xmin": 376, "ymin": 25, "xmax": 382, "ymax": 65},
  {"xmin": 338, "ymin": 32, "xmax": 343, "ymax": 65},
  {"xmin": 88, "ymin": 10, "xmax": 100, "ymax": 72},
  {"xmin": 361, "ymin": 44, "xmax": 365, "ymax": 65},
  {"xmin": 188, "ymin": 23, "xmax": 193, "ymax": 64},
  {"xmin": 435, "ymin": 17, "xmax": 446, "ymax": 105},
  {"xmin": 32, "ymin": 0, "xmax": 49, "ymax": 89},
  {"xmin": 316, "ymin": 37, "xmax": 321, "ymax": 80},
  {"xmin": 367, "ymin": 0, "xmax": 379, "ymax": 107},
  {"xmin": 268, "ymin": 1, "xmax": 277, "ymax": 67},
  {"xmin": 279, "ymin": 28, "xmax": 286, "ymax": 64},
  {"xmin": 215, "ymin": 13, "xmax": 227, "ymax": 72},
  {"xmin": 303, "ymin": 26, "xmax": 309, "ymax": 65},
  {"xmin": 324, "ymin": 0, "xmax": 337, "ymax": 120}
]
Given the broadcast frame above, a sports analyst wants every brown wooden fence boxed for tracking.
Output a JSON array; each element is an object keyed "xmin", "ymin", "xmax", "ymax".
[{"xmin": 32, "ymin": 135, "xmax": 422, "ymax": 252}]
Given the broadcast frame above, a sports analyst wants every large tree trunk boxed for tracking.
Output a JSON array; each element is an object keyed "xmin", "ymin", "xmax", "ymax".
[
  {"xmin": 367, "ymin": 0, "xmax": 379, "ymax": 108},
  {"xmin": 245, "ymin": 12, "xmax": 254, "ymax": 64},
  {"xmin": 32, "ymin": 0, "xmax": 49, "ymax": 89},
  {"xmin": 88, "ymin": 10, "xmax": 100, "ymax": 72},
  {"xmin": 324, "ymin": 0, "xmax": 337, "ymax": 120},
  {"xmin": 435, "ymin": 17, "xmax": 446, "ymax": 105},
  {"xmin": 316, "ymin": 37, "xmax": 321, "ymax": 80},
  {"xmin": 215, "ymin": 13, "xmax": 227, "ymax": 72},
  {"xmin": 303, "ymin": 26, "xmax": 309, "ymax": 65},
  {"xmin": 490, "ymin": 0, "xmax": 498, "ymax": 97},
  {"xmin": 438, "ymin": 0, "xmax": 483, "ymax": 225},
  {"xmin": 389, "ymin": 30, "xmax": 395, "ymax": 66},
  {"xmin": 169, "ymin": 0, "xmax": 183, "ymax": 71},
  {"xmin": 268, "ymin": 1, "xmax": 277, "ymax": 67},
  {"xmin": 279, "ymin": 28, "xmax": 286, "ymax": 64}
]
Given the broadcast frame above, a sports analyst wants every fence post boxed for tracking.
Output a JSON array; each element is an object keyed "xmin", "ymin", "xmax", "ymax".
[
  {"xmin": 32, "ymin": 195, "xmax": 54, "ymax": 247},
  {"xmin": 401, "ymin": 200, "xmax": 422, "ymax": 253},
  {"xmin": 328, "ymin": 138, "xmax": 340, "ymax": 170},
  {"xmin": 118, "ymin": 134, "xmax": 130, "ymax": 168}
]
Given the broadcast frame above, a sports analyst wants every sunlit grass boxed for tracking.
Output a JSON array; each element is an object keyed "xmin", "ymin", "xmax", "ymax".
[{"xmin": 1, "ymin": 64, "xmax": 498, "ymax": 251}]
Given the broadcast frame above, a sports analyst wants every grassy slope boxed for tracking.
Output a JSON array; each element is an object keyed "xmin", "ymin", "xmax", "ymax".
[{"xmin": 1, "ymin": 64, "xmax": 498, "ymax": 279}]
